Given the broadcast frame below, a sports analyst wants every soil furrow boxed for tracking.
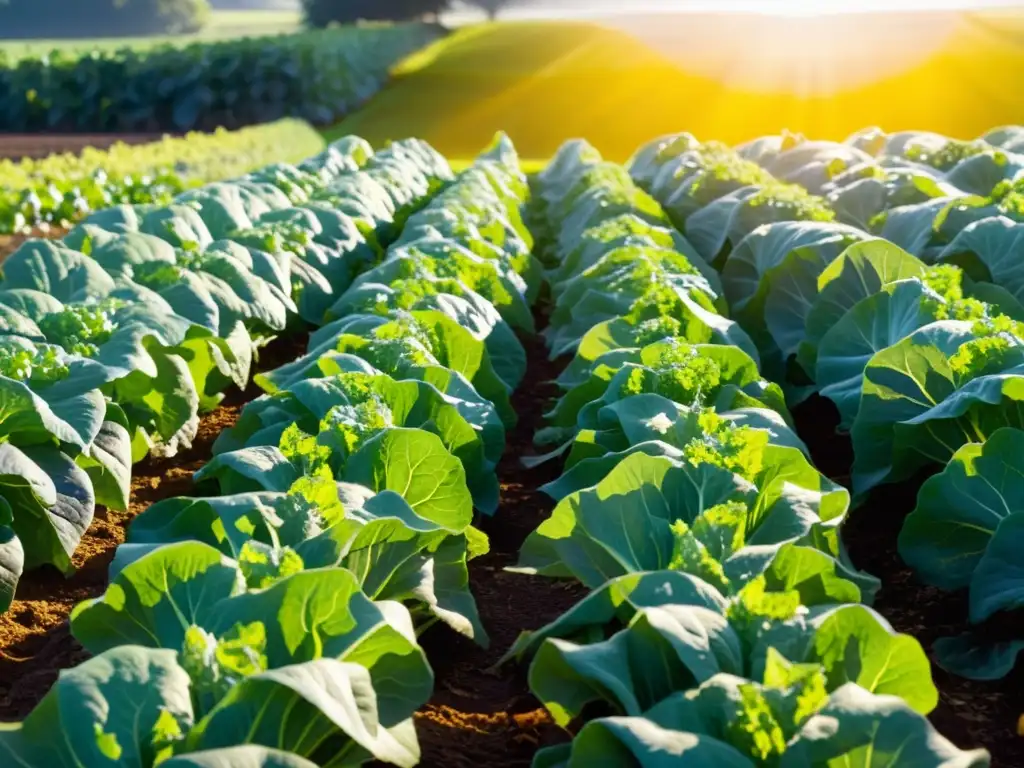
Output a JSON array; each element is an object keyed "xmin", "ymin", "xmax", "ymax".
[
  {"xmin": 410, "ymin": 323, "xmax": 585, "ymax": 768},
  {"xmin": 0, "ymin": 135, "xmax": 165, "ymax": 161},
  {"xmin": 0, "ymin": 228, "xmax": 67, "ymax": 263}
]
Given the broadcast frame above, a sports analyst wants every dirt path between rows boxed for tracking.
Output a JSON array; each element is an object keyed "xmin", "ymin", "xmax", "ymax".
[
  {"xmin": 0, "ymin": 235, "xmax": 25, "ymax": 262},
  {"xmin": 0, "ymin": 230, "xmax": 67, "ymax": 264},
  {"xmin": 0, "ymin": 333, "xmax": 305, "ymax": 718},
  {"xmin": 0, "ymin": 135, "xmax": 165, "ymax": 161},
  {"xmin": 410, "ymin": 322, "xmax": 584, "ymax": 768}
]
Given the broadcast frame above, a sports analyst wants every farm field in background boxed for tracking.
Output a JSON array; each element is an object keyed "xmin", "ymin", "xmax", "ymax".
[{"xmin": 4, "ymin": 10, "xmax": 1024, "ymax": 768}]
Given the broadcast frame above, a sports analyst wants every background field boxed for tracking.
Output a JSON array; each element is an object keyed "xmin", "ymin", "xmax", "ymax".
[
  {"xmin": 327, "ymin": 11, "xmax": 1024, "ymax": 163},
  {"xmin": 6, "ymin": 6, "xmax": 1024, "ymax": 167}
]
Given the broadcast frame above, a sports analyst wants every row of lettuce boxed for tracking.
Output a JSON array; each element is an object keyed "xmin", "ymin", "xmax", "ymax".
[
  {"xmin": 0, "ymin": 131, "xmax": 463, "ymax": 613},
  {"xmin": 0, "ymin": 134, "xmax": 541, "ymax": 765},
  {"xmin": 624, "ymin": 126, "xmax": 1024, "ymax": 685},
  {"xmin": 3, "ymin": 122, "xmax": 1011, "ymax": 764},
  {"xmin": 0, "ymin": 23, "xmax": 440, "ymax": 134},
  {"xmin": 495, "ymin": 140, "xmax": 991, "ymax": 766},
  {"xmin": 0, "ymin": 119, "xmax": 327, "ymax": 236}
]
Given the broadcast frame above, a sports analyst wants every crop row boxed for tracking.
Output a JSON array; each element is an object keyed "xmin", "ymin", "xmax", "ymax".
[
  {"xmin": 0, "ymin": 132, "xmax": 455, "ymax": 614},
  {"xmin": 0, "ymin": 133, "xmax": 538, "ymax": 766},
  {"xmin": 0, "ymin": 119, "xmax": 326, "ymax": 235},
  {"xmin": 0, "ymin": 23, "xmax": 439, "ymax": 133},
  {"xmin": 3, "ymin": 122, "xmax": 1018, "ymax": 766},
  {"xmin": 630, "ymin": 126, "xmax": 1024, "ymax": 684},
  {"xmin": 495, "ymin": 140, "xmax": 991, "ymax": 765}
]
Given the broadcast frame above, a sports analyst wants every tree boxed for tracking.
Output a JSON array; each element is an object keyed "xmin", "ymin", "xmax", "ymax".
[
  {"xmin": 302, "ymin": 0, "xmax": 449, "ymax": 27},
  {"xmin": 209, "ymin": 1, "xmax": 297, "ymax": 7},
  {"xmin": 0, "ymin": 0, "xmax": 210, "ymax": 39},
  {"xmin": 464, "ymin": 0, "xmax": 510, "ymax": 20}
]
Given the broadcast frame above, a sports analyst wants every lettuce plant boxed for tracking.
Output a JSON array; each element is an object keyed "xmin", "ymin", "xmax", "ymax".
[
  {"xmin": 0, "ymin": 642, "xmax": 423, "ymax": 767},
  {"xmin": 257, "ymin": 309, "xmax": 517, "ymax": 428},
  {"xmin": 538, "ymin": 339, "xmax": 787, "ymax": 454},
  {"xmin": 533, "ymin": 662, "xmax": 986, "ymax": 768},
  {"xmin": 899, "ymin": 427, "xmax": 1024, "ymax": 680},
  {"xmin": 515, "ymin": 438, "xmax": 864, "ymax": 600}
]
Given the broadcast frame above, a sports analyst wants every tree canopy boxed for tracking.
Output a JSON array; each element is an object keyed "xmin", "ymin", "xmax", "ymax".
[
  {"xmin": 0, "ymin": 0, "xmax": 210, "ymax": 39},
  {"xmin": 302, "ymin": 0, "xmax": 449, "ymax": 27}
]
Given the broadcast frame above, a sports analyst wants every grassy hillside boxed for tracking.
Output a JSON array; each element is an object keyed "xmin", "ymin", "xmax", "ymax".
[{"xmin": 326, "ymin": 13, "xmax": 1024, "ymax": 163}]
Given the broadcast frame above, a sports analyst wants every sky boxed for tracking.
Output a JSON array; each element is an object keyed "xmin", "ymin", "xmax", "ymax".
[{"xmin": 448, "ymin": 0, "xmax": 1024, "ymax": 18}]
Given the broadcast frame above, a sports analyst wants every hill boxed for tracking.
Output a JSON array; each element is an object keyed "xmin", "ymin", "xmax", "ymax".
[{"xmin": 327, "ymin": 13, "xmax": 1024, "ymax": 162}]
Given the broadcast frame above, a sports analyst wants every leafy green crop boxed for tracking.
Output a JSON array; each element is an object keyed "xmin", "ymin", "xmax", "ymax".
[
  {"xmin": 0, "ymin": 120, "xmax": 326, "ymax": 235},
  {"xmin": 504, "ymin": 136, "xmax": 993, "ymax": 767},
  {"xmin": 535, "ymin": 670, "xmax": 986, "ymax": 767},
  {"xmin": 0, "ymin": 643, "xmax": 424, "ymax": 766},
  {"xmin": 0, "ymin": 24, "xmax": 440, "ymax": 133},
  {"xmin": 629, "ymin": 125, "xmax": 1024, "ymax": 701},
  {"xmin": 899, "ymin": 428, "xmax": 1024, "ymax": 680},
  {"xmin": 0, "ymin": 133, "xmax": 541, "ymax": 766}
]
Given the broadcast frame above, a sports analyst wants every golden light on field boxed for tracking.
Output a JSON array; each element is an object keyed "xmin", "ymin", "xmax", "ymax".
[
  {"xmin": 331, "ymin": 6, "xmax": 1024, "ymax": 162},
  {"xmin": 662, "ymin": 0, "xmax": 1000, "ymax": 13},
  {"xmin": 630, "ymin": 12, "xmax": 959, "ymax": 94}
]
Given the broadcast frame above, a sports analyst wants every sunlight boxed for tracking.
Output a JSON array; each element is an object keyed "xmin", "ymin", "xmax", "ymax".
[
  {"xmin": 651, "ymin": 0, "xmax": 1022, "ymax": 13},
  {"xmin": 349, "ymin": 7, "xmax": 1024, "ymax": 158},
  {"xmin": 745, "ymin": 0, "xmax": 852, "ymax": 15},
  {"xmin": 493, "ymin": 0, "xmax": 1024, "ymax": 18},
  {"xmin": 612, "ymin": 10, "xmax": 960, "ymax": 94}
]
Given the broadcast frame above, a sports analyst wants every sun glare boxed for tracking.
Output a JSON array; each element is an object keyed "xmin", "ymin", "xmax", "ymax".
[
  {"xmin": 648, "ymin": 0, "xmax": 1023, "ymax": 14},
  {"xmin": 610, "ymin": 8, "xmax": 960, "ymax": 95},
  {"xmin": 767, "ymin": 0, "xmax": 841, "ymax": 16}
]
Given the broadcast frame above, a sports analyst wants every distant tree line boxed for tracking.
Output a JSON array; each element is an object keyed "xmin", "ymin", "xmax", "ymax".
[
  {"xmin": 209, "ymin": 0, "xmax": 299, "ymax": 8},
  {"xmin": 0, "ymin": 0, "xmax": 210, "ymax": 39},
  {"xmin": 302, "ymin": 0, "xmax": 513, "ymax": 26},
  {"xmin": 0, "ymin": 0, "xmax": 515, "ymax": 43}
]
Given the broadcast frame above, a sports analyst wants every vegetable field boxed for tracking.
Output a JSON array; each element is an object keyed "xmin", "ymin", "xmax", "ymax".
[
  {"xmin": 0, "ymin": 120, "xmax": 326, "ymax": 235},
  {"xmin": 0, "ymin": 23, "xmax": 438, "ymax": 133},
  {"xmin": 5, "ymin": 13, "xmax": 1024, "ymax": 768}
]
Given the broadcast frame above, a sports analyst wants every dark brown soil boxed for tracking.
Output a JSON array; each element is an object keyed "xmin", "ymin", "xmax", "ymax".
[
  {"xmin": 0, "ymin": 135, "xmax": 164, "ymax": 162},
  {"xmin": 0, "ymin": 228, "xmax": 68, "ymax": 263},
  {"xmin": 0, "ymin": 235, "xmax": 24, "ymax": 262},
  {"xmin": 794, "ymin": 395, "xmax": 1024, "ymax": 767},
  {"xmin": 411, "ymin": 329, "xmax": 585, "ymax": 768},
  {"xmin": 0, "ymin": 331, "xmax": 306, "ymax": 719}
]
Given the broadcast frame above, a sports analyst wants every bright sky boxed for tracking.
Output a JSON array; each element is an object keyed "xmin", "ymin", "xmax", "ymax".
[
  {"xmin": 447, "ymin": 0, "xmax": 1024, "ymax": 19},
  {"xmin": 672, "ymin": 0, "xmax": 1021, "ymax": 12}
]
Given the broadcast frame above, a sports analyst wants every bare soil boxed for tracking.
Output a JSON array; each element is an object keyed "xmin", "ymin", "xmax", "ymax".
[
  {"xmin": 794, "ymin": 394, "xmax": 1024, "ymax": 767},
  {"xmin": 0, "ymin": 228, "xmax": 70, "ymax": 264},
  {"xmin": 0, "ymin": 134, "xmax": 165, "ymax": 162},
  {"xmin": 410, "ymin": 329, "xmax": 585, "ymax": 767}
]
